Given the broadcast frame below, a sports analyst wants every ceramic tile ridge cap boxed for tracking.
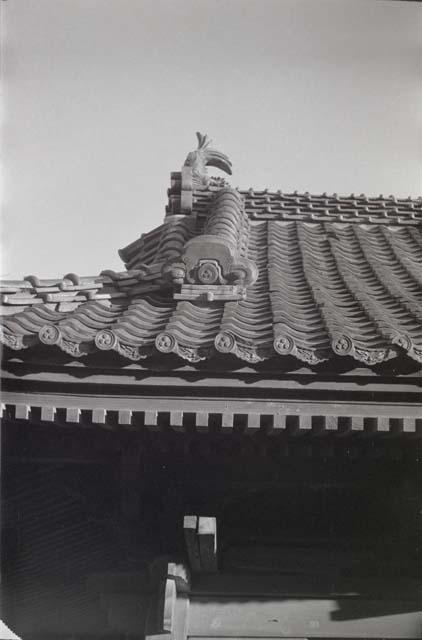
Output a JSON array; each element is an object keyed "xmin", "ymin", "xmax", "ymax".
[
  {"xmin": 0, "ymin": 270, "xmax": 135, "ymax": 310},
  {"xmin": 1, "ymin": 273, "xmax": 106, "ymax": 289},
  {"xmin": 162, "ymin": 185, "xmax": 258, "ymax": 299},
  {"xmin": 239, "ymin": 187, "xmax": 422, "ymax": 214},
  {"xmin": 240, "ymin": 187, "xmax": 422, "ymax": 202},
  {"xmin": 0, "ymin": 270, "xmax": 142, "ymax": 290}
]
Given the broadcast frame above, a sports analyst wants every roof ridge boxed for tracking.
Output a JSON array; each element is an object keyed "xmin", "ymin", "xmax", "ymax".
[{"xmin": 240, "ymin": 188, "xmax": 422, "ymax": 202}]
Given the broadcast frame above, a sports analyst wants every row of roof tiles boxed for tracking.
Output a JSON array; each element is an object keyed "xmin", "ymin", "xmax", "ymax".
[
  {"xmin": 241, "ymin": 189, "xmax": 422, "ymax": 202},
  {"xmin": 192, "ymin": 190, "xmax": 422, "ymax": 225},
  {"xmin": 2, "ymin": 216, "xmax": 422, "ymax": 366}
]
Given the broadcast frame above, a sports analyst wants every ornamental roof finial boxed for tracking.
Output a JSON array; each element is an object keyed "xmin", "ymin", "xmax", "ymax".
[{"xmin": 184, "ymin": 132, "xmax": 232, "ymax": 188}]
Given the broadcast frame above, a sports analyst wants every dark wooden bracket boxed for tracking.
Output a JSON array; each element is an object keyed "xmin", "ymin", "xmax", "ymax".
[{"xmin": 183, "ymin": 515, "xmax": 217, "ymax": 573}]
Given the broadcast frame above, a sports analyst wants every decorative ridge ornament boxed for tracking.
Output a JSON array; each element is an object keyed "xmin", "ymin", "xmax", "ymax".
[
  {"xmin": 163, "ymin": 186, "xmax": 258, "ymax": 301},
  {"xmin": 180, "ymin": 133, "xmax": 232, "ymax": 214},
  {"xmin": 184, "ymin": 132, "xmax": 232, "ymax": 189}
]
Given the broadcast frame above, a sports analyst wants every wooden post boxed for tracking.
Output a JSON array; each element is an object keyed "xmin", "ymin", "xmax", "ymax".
[
  {"xmin": 184, "ymin": 515, "xmax": 218, "ymax": 573},
  {"xmin": 198, "ymin": 517, "xmax": 218, "ymax": 573},
  {"xmin": 183, "ymin": 515, "xmax": 201, "ymax": 572},
  {"xmin": 146, "ymin": 561, "xmax": 190, "ymax": 640}
]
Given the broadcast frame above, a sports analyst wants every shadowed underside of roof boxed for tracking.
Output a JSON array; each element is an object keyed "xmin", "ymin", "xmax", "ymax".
[{"xmin": 2, "ymin": 134, "xmax": 422, "ymax": 368}]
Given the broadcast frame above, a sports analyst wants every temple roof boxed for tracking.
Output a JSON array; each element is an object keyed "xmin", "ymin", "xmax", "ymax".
[{"xmin": 2, "ymin": 133, "xmax": 422, "ymax": 367}]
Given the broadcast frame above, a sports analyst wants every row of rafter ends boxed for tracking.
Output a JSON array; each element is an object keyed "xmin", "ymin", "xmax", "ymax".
[{"xmin": 2, "ymin": 404, "xmax": 421, "ymax": 435}]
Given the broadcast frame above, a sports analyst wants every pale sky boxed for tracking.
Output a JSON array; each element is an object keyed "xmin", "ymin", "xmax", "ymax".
[{"xmin": 2, "ymin": 0, "xmax": 422, "ymax": 279}]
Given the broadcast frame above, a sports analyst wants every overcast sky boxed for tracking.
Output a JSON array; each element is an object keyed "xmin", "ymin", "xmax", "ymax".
[{"xmin": 2, "ymin": 0, "xmax": 422, "ymax": 279}]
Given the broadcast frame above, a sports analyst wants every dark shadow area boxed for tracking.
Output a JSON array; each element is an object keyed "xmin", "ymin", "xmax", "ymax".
[
  {"xmin": 2, "ymin": 420, "xmax": 422, "ymax": 639},
  {"xmin": 3, "ymin": 344, "xmax": 422, "ymax": 380}
]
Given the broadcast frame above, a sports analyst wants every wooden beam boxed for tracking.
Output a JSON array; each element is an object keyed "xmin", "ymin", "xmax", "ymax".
[
  {"xmin": 188, "ymin": 596, "xmax": 422, "ymax": 638},
  {"xmin": 272, "ymin": 413, "xmax": 286, "ymax": 430},
  {"xmin": 195, "ymin": 412, "xmax": 209, "ymax": 431},
  {"xmin": 145, "ymin": 577, "xmax": 174, "ymax": 640},
  {"xmin": 247, "ymin": 413, "xmax": 260, "ymax": 431},
  {"xmin": 183, "ymin": 515, "xmax": 201, "ymax": 573},
  {"xmin": 15, "ymin": 404, "xmax": 30, "ymax": 420},
  {"xmin": 299, "ymin": 414, "xmax": 312, "ymax": 432},
  {"xmin": 162, "ymin": 578, "xmax": 176, "ymax": 633},
  {"xmin": 171, "ymin": 410, "xmax": 184, "ymax": 432},
  {"xmin": 198, "ymin": 517, "xmax": 217, "ymax": 573},
  {"xmin": 40, "ymin": 405, "xmax": 55, "ymax": 422},
  {"xmin": 92, "ymin": 408, "xmax": 106, "ymax": 424},
  {"xmin": 324, "ymin": 415, "xmax": 338, "ymax": 431},
  {"xmin": 146, "ymin": 559, "xmax": 190, "ymax": 640},
  {"xmin": 118, "ymin": 409, "xmax": 132, "ymax": 425},
  {"xmin": 144, "ymin": 410, "xmax": 158, "ymax": 428},
  {"xmin": 65, "ymin": 407, "xmax": 80, "ymax": 423},
  {"xmin": 167, "ymin": 562, "xmax": 191, "ymax": 594},
  {"xmin": 377, "ymin": 416, "xmax": 390, "ymax": 432},
  {"xmin": 2, "ymin": 390, "xmax": 421, "ymax": 442},
  {"xmin": 403, "ymin": 417, "xmax": 418, "ymax": 433},
  {"xmin": 221, "ymin": 413, "xmax": 233, "ymax": 429}
]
